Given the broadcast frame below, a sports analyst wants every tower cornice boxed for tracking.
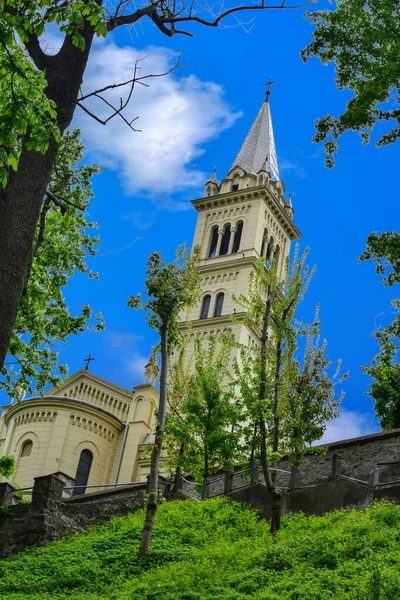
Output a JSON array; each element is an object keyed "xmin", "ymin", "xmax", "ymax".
[
  {"xmin": 179, "ymin": 311, "xmax": 262, "ymax": 342},
  {"xmin": 191, "ymin": 186, "xmax": 301, "ymax": 241}
]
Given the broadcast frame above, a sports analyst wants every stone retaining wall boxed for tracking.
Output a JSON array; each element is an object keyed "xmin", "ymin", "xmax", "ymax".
[{"xmin": 276, "ymin": 429, "xmax": 400, "ymax": 487}]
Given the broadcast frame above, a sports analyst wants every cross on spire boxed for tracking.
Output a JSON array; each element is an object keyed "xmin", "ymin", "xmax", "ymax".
[
  {"xmin": 84, "ymin": 354, "xmax": 94, "ymax": 371},
  {"xmin": 265, "ymin": 77, "xmax": 275, "ymax": 102}
]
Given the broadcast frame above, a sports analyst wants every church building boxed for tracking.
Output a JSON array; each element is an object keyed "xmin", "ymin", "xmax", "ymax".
[{"xmin": 0, "ymin": 89, "xmax": 301, "ymax": 493}]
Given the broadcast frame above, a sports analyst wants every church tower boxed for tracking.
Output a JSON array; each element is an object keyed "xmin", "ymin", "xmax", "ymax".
[{"xmin": 180, "ymin": 89, "xmax": 301, "ymax": 355}]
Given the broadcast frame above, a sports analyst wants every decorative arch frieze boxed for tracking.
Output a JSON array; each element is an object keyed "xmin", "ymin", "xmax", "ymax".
[{"xmin": 69, "ymin": 415, "xmax": 116, "ymax": 443}]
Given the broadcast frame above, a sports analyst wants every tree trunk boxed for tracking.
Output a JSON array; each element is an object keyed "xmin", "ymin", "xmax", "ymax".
[
  {"xmin": 250, "ymin": 422, "xmax": 258, "ymax": 462},
  {"xmin": 271, "ymin": 336, "xmax": 282, "ymax": 487},
  {"xmin": 172, "ymin": 443, "xmax": 185, "ymax": 496},
  {"xmin": 0, "ymin": 29, "xmax": 95, "ymax": 369},
  {"xmin": 258, "ymin": 283, "xmax": 275, "ymax": 492},
  {"xmin": 272, "ymin": 338, "xmax": 282, "ymax": 455},
  {"xmin": 270, "ymin": 489, "xmax": 282, "ymax": 535},
  {"xmin": 138, "ymin": 321, "xmax": 168, "ymax": 560}
]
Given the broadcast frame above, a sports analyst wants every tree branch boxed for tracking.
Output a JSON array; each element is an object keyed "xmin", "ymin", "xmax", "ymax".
[
  {"xmin": 33, "ymin": 198, "xmax": 51, "ymax": 257},
  {"xmin": 107, "ymin": 0, "xmax": 309, "ymax": 36},
  {"xmin": 25, "ymin": 35, "xmax": 49, "ymax": 70},
  {"xmin": 77, "ymin": 51, "xmax": 184, "ymax": 130}
]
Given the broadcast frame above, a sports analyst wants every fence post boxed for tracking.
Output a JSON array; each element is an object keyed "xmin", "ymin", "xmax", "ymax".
[
  {"xmin": 0, "ymin": 482, "xmax": 18, "ymax": 506},
  {"xmin": 250, "ymin": 460, "xmax": 259, "ymax": 485},
  {"xmin": 367, "ymin": 467, "xmax": 379, "ymax": 488},
  {"xmin": 331, "ymin": 453, "xmax": 341, "ymax": 479},
  {"xmin": 290, "ymin": 467, "xmax": 300, "ymax": 491},
  {"xmin": 173, "ymin": 472, "xmax": 183, "ymax": 496},
  {"xmin": 32, "ymin": 474, "xmax": 64, "ymax": 509},
  {"xmin": 202, "ymin": 477, "xmax": 210, "ymax": 499},
  {"xmin": 224, "ymin": 470, "xmax": 234, "ymax": 495}
]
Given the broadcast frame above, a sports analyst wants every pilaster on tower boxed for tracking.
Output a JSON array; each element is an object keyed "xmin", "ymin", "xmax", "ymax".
[{"xmin": 179, "ymin": 90, "xmax": 302, "ymax": 356}]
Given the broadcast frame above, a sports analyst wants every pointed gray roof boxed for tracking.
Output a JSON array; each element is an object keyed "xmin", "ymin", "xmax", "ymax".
[
  {"xmin": 230, "ymin": 97, "xmax": 279, "ymax": 181},
  {"xmin": 284, "ymin": 193, "xmax": 293, "ymax": 209},
  {"xmin": 206, "ymin": 167, "xmax": 217, "ymax": 185}
]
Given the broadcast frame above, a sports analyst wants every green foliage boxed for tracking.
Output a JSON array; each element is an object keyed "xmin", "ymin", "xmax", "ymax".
[
  {"xmin": 362, "ymin": 305, "xmax": 400, "ymax": 429},
  {"xmin": 1, "ymin": 499, "xmax": 400, "ymax": 598},
  {"xmin": 233, "ymin": 247, "xmax": 346, "ymax": 468},
  {"xmin": 128, "ymin": 245, "xmax": 201, "ymax": 347},
  {"xmin": 0, "ymin": 455, "xmax": 15, "ymax": 478},
  {"xmin": 0, "ymin": 0, "xmax": 107, "ymax": 184},
  {"xmin": 359, "ymin": 231, "xmax": 400, "ymax": 429},
  {"xmin": 283, "ymin": 305, "xmax": 347, "ymax": 466},
  {"xmin": 301, "ymin": 0, "xmax": 400, "ymax": 167},
  {"xmin": 0, "ymin": 129, "xmax": 104, "ymax": 399},
  {"xmin": 166, "ymin": 332, "xmax": 243, "ymax": 482},
  {"xmin": 359, "ymin": 232, "xmax": 400, "ymax": 288}
]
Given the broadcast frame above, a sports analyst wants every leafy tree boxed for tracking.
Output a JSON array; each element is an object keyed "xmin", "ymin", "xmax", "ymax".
[
  {"xmin": 163, "ymin": 330, "xmax": 193, "ymax": 491},
  {"xmin": 359, "ymin": 231, "xmax": 400, "ymax": 429},
  {"xmin": 362, "ymin": 311, "xmax": 400, "ymax": 429},
  {"xmin": 0, "ymin": 130, "xmax": 103, "ymax": 400},
  {"xmin": 165, "ymin": 332, "xmax": 243, "ymax": 490},
  {"xmin": 235, "ymin": 248, "xmax": 346, "ymax": 533},
  {"xmin": 0, "ymin": 455, "xmax": 15, "ymax": 479},
  {"xmin": 301, "ymin": 0, "xmax": 400, "ymax": 167},
  {"xmin": 0, "ymin": 0, "xmax": 298, "ymax": 373},
  {"xmin": 128, "ymin": 244, "xmax": 201, "ymax": 560},
  {"xmin": 359, "ymin": 231, "xmax": 400, "ymax": 287}
]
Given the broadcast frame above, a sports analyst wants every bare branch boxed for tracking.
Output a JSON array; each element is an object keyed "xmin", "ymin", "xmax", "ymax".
[
  {"xmin": 106, "ymin": 0, "xmax": 308, "ymax": 37},
  {"xmin": 77, "ymin": 51, "xmax": 184, "ymax": 130}
]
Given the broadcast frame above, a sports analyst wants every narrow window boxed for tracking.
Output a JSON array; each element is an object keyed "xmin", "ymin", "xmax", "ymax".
[
  {"xmin": 214, "ymin": 293, "xmax": 224, "ymax": 317},
  {"xmin": 265, "ymin": 239, "xmax": 273, "ymax": 268},
  {"xmin": 232, "ymin": 222, "xmax": 243, "ymax": 253},
  {"xmin": 200, "ymin": 295, "xmax": 211, "ymax": 320},
  {"xmin": 260, "ymin": 239, "xmax": 265, "ymax": 257},
  {"xmin": 208, "ymin": 226, "xmax": 219, "ymax": 258},
  {"xmin": 232, "ymin": 184, "xmax": 239, "ymax": 192},
  {"xmin": 20, "ymin": 440, "xmax": 33, "ymax": 457},
  {"xmin": 219, "ymin": 224, "xmax": 231, "ymax": 255},
  {"xmin": 72, "ymin": 449, "xmax": 93, "ymax": 496},
  {"xmin": 274, "ymin": 246, "xmax": 281, "ymax": 273}
]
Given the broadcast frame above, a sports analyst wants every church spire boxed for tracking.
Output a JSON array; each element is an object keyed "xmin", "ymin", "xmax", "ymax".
[{"xmin": 230, "ymin": 87, "xmax": 280, "ymax": 181}]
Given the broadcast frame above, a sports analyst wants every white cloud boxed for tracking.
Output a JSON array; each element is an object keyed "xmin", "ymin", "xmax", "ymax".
[
  {"xmin": 317, "ymin": 410, "xmax": 380, "ymax": 445},
  {"xmin": 78, "ymin": 43, "xmax": 241, "ymax": 201},
  {"xmin": 107, "ymin": 331, "xmax": 144, "ymax": 348},
  {"xmin": 124, "ymin": 353, "xmax": 149, "ymax": 381},
  {"xmin": 279, "ymin": 156, "xmax": 307, "ymax": 180}
]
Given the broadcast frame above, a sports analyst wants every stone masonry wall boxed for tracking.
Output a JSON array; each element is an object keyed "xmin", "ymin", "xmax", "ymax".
[
  {"xmin": 0, "ymin": 473, "xmax": 150, "ymax": 559},
  {"xmin": 276, "ymin": 429, "xmax": 400, "ymax": 487}
]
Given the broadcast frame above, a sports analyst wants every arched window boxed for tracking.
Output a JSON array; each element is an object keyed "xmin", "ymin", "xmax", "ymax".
[
  {"xmin": 200, "ymin": 295, "xmax": 211, "ymax": 320},
  {"xmin": 208, "ymin": 226, "xmax": 219, "ymax": 258},
  {"xmin": 214, "ymin": 293, "xmax": 224, "ymax": 317},
  {"xmin": 219, "ymin": 224, "xmax": 231, "ymax": 255},
  {"xmin": 232, "ymin": 222, "xmax": 243, "ymax": 253},
  {"xmin": 20, "ymin": 440, "xmax": 33, "ymax": 457},
  {"xmin": 274, "ymin": 245, "xmax": 281, "ymax": 273},
  {"xmin": 72, "ymin": 449, "xmax": 93, "ymax": 496},
  {"xmin": 232, "ymin": 175, "xmax": 240, "ymax": 192},
  {"xmin": 265, "ymin": 237, "xmax": 274, "ymax": 268},
  {"xmin": 260, "ymin": 229, "xmax": 268, "ymax": 257}
]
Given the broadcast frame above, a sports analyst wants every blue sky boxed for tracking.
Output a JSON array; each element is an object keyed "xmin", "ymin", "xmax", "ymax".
[{"xmin": 2, "ymin": 6, "xmax": 399, "ymax": 441}]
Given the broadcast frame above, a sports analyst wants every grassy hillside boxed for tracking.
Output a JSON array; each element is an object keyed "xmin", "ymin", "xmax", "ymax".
[{"xmin": 1, "ymin": 499, "xmax": 400, "ymax": 599}]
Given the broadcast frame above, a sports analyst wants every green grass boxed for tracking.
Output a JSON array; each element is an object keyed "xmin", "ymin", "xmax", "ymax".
[{"xmin": 1, "ymin": 499, "xmax": 400, "ymax": 599}]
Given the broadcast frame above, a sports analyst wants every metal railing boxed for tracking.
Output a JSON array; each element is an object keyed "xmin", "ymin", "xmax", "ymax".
[
  {"xmin": 63, "ymin": 482, "xmax": 143, "ymax": 491},
  {"xmin": 339, "ymin": 474, "xmax": 369, "ymax": 486}
]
